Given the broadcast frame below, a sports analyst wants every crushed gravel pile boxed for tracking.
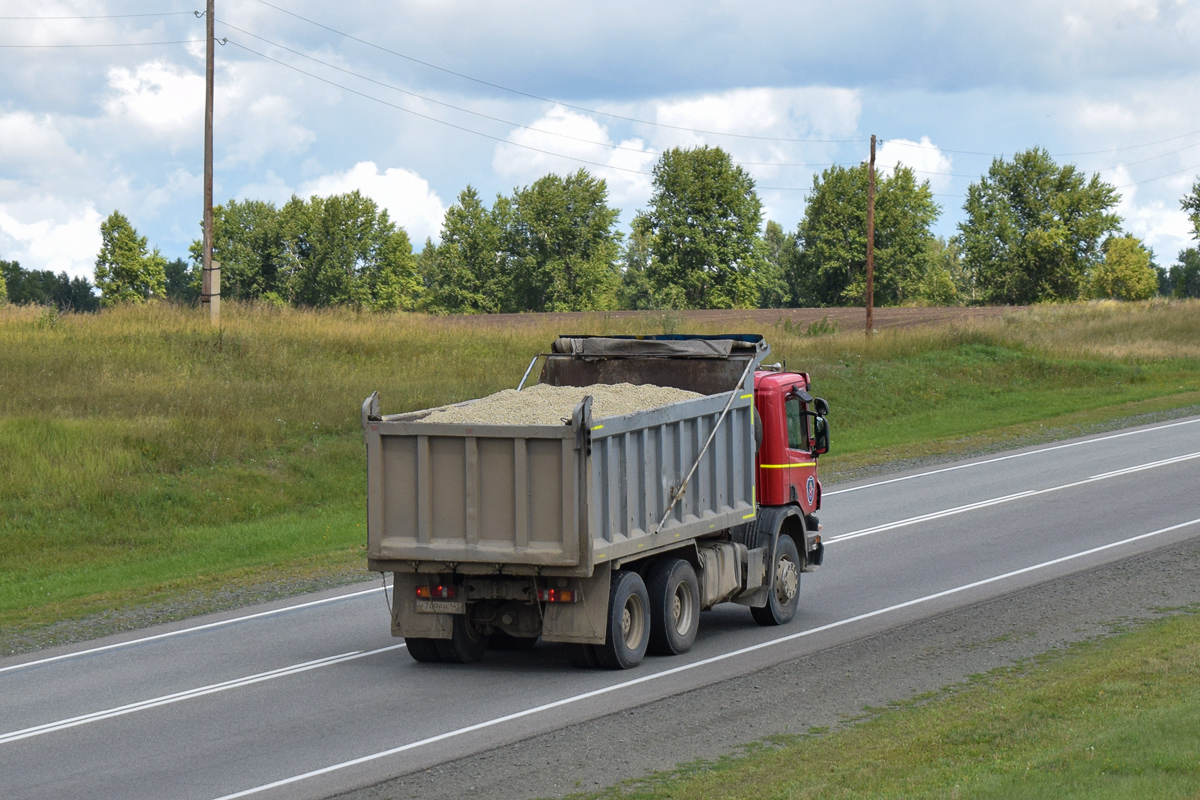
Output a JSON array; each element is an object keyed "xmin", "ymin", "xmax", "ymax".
[{"xmin": 420, "ymin": 383, "xmax": 703, "ymax": 426}]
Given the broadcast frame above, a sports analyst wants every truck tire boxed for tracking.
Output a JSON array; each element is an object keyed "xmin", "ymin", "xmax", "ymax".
[
  {"xmin": 490, "ymin": 631, "xmax": 539, "ymax": 651},
  {"xmin": 647, "ymin": 558, "xmax": 700, "ymax": 655},
  {"xmin": 405, "ymin": 637, "xmax": 442, "ymax": 663},
  {"xmin": 751, "ymin": 534, "xmax": 801, "ymax": 626},
  {"xmin": 566, "ymin": 643, "xmax": 601, "ymax": 668},
  {"xmin": 594, "ymin": 570, "xmax": 650, "ymax": 669},
  {"xmin": 435, "ymin": 615, "xmax": 489, "ymax": 663}
]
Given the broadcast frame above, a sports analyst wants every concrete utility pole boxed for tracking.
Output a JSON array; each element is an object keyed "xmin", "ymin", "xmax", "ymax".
[
  {"xmin": 201, "ymin": 0, "xmax": 220, "ymax": 325},
  {"xmin": 865, "ymin": 134, "xmax": 876, "ymax": 336}
]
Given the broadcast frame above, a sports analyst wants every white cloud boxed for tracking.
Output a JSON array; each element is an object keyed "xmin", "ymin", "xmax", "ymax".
[
  {"xmin": 650, "ymin": 87, "xmax": 860, "ymax": 150},
  {"xmin": 298, "ymin": 161, "xmax": 446, "ymax": 243},
  {"xmin": 0, "ymin": 202, "xmax": 103, "ymax": 281},
  {"xmin": 0, "ymin": 111, "xmax": 89, "ymax": 180},
  {"xmin": 221, "ymin": 95, "xmax": 316, "ymax": 166},
  {"xmin": 103, "ymin": 61, "xmax": 203, "ymax": 140},
  {"xmin": 493, "ymin": 106, "xmax": 656, "ymax": 208},
  {"xmin": 876, "ymin": 137, "xmax": 954, "ymax": 193},
  {"xmin": 1109, "ymin": 167, "xmax": 1195, "ymax": 260}
]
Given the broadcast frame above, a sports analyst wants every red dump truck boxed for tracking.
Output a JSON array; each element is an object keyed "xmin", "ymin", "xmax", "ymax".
[{"xmin": 361, "ymin": 334, "xmax": 830, "ymax": 668}]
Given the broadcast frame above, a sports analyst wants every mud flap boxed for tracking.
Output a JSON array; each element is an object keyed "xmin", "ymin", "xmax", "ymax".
[
  {"xmin": 390, "ymin": 572, "xmax": 453, "ymax": 640},
  {"xmin": 541, "ymin": 562, "xmax": 611, "ymax": 645}
]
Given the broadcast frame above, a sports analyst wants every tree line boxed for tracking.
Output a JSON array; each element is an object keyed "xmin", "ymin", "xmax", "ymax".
[{"xmin": 4, "ymin": 145, "xmax": 1200, "ymax": 313}]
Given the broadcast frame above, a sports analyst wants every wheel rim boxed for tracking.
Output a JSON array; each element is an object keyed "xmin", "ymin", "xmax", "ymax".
[
  {"xmin": 775, "ymin": 555, "xmax": 799, "ymax": 605},
  {"xmin": 621, "ymin": 592, "xmax": 646, "ymax": 650},
  {"xmin": 670, "ymin": 582, "xmax": 694, "ymax": 635}
]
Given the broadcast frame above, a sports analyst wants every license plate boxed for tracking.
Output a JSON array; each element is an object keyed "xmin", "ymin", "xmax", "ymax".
[{"xmin": 415, "ymin": 599, "xmax": 465, "ymax": 614}]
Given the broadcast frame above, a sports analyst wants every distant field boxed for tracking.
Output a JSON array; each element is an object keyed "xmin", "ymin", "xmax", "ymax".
[{"xmin": 1, "ymin": 299, "xmax": 1198, "ymax": 642}]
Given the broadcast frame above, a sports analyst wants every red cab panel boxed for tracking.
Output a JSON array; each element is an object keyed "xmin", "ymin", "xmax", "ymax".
[{"xmin": 754, "ymin": 370, "xmax": 822, "ymax": 513}]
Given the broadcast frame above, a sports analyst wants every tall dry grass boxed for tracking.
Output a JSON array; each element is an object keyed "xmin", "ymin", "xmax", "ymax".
[{"xmin": 2, "ymin": 299, "xmax": 1198, "ymax": 632}]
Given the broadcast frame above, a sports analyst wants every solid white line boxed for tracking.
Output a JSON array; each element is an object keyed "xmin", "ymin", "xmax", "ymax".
[
  {"xmin": 0, "ymin": 644, "xmax": 407, "ymax": 745},
  {"xmin": 0, "ymin": 586, "xmax": 385, "ymax": 676},
  {"xmin": 825, "ymin": 416, "xmax": 1200, "ymax": 496},
  {"xmin": 211, "ymin": 516, "xmax": 1200, "ymax": 800},
  {"xmin": 825, "ymin": 450, "xmax": 1200, "ymax": 544},
  {"xmin": 10, "ymin": 416, "xmax": 1196, "ymax": 677}
]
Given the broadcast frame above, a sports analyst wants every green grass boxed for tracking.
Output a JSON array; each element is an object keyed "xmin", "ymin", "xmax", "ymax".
[
  {"xmin": 560, "ymin": 609, "xmax": 1200, "ymax": 800},
  {"xmin": 2, "ymin": 299, "xmax": 1199, "ymax": 635}
]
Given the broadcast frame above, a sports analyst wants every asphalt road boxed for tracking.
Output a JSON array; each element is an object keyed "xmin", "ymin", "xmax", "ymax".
[{"xmin": 3, "ymin": 416, "xmax": 1200, "ymax": 800}]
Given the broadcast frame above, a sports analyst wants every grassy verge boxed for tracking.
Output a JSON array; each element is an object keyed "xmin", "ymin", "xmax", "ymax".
[
  {"xmin": 2, "ymin": 299, "xmax": 1199, "ymax": 644},
  {"xmin": 562, "ymin": 608, "xmax": 1200, "ymax": 800}
]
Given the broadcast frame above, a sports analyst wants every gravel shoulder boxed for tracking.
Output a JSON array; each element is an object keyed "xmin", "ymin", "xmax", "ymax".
[{"xmin": 333, "ymin": 536, "xmax": 1200, "ymax": 800}]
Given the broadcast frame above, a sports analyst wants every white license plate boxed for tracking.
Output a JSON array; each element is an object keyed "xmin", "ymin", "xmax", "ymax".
[{"xmin": 415, "ymin": 599, "xmax": 465, "ymax": 614}]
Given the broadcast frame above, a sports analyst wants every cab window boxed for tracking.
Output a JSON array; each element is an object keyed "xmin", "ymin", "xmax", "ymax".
[{"xmin": 785, "ymin": 394, "xmax": 809, "ymax": 451}]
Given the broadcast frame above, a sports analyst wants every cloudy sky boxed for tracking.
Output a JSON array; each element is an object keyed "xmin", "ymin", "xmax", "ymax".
[{"xmin": 3, "ymin": 0, "xmax": 1199, "ymax": 281}]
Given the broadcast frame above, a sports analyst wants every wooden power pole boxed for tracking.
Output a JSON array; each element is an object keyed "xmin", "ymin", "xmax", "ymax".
[
  {"xmin": 201, "ymin": 0, "xmax": 220, "ymax": 325},
  {"xmin": 865, "ymin": 134, "xmax": 876, "ymax": 336}
]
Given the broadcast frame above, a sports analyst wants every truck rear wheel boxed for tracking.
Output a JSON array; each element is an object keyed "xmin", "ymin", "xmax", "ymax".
[
  {"xmin": 751, "ymin": 535, "xmax": 801, "ymax": 626},
  {"xmin": 405, "ymin": 637, "xmax": 442, "ymax": 663},
  {"xmin": 647, "ymin": 558, "xmax": 700, "ymax": 655},
  {"xmin": 595, "ymin": 570, "xmax": 650, "ymax": 669},
  {"xmin": 435, "ymin": 615, "xmax": 489, "ymax": 663},
  {"xmin": 566, "ymin": 643, "xmax": 601, "ymax": 668}
]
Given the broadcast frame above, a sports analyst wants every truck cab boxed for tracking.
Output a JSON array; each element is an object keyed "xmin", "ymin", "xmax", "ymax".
[{"xmin": 754, "ymin": 368, "xmax": 829, "ymax": 515}]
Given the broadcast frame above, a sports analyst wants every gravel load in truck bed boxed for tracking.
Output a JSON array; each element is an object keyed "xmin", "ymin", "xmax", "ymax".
[{"xmin": 420, "ymin": 383, "xmax": 703, "ymax": 426}]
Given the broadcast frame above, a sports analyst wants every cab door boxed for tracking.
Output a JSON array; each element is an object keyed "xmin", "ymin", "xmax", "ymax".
[{"xmin": 782, "ymin": 388, "xmax": 820, "ymax": 512}]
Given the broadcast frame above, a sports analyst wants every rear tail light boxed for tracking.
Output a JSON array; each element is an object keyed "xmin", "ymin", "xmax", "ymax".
[
  {"xmin": 537, "ymin": 588, "xmax": 576, "ymax": 603},
  {"xmin": 415, "ymin": 584, "xmax": 457, "ymax": 600}
]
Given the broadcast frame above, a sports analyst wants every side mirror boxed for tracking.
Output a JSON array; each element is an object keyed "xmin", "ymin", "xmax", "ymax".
[
  {"xmin": 814, "ymin": 397, "xmax": 829, "ymax": 416},
  {"xmin": 811, "ymin": 415, "xmax": 830, "ymax": 455}
]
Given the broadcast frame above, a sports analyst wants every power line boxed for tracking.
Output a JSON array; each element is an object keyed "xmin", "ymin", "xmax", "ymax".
[
  {"xmin": 0, "ymin": 40, "xmax": 202, "ymax": 48},
  {"xmin": 226, "ymin": 37, "xmax": 821, "ymax": 190},
  {"xmin": 219, "ymin": 20, "xmax": 866, "ymax": 182},
  {"xmin": 216, "ymin": 20, "xmax": 660, "ymax": 160},
  {"xmin": 225, "ymin": 38, "xmax": 656, "ymax": 177},
  {"xmin": 0, "ymin": 11, "xmax": 194, "ymax": 19},
  {"xmin": 247, "ymin": 0, "xmax": 865, "ymax": 146}
]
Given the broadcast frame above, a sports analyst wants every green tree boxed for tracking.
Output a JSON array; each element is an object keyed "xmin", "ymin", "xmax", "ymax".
[
  {"xmin": 635, "ymin": 146, "xmax": 766, "ymax": 309},
  {"xmin": 618, "ymin": 225, "xmax": 655, "ymax": 310},
  {"xmin": 164, "ymin": 258, "xmax": 199, "ymax": 302},
  {"xmin": 508, "ymin": 170, "xmax": 621, "ymax": 312},
  {"xmin": 281, "ymin": 192, "xmax": 420, "ymax": 310},
  {"xmin": 1089, "ymin": 235, "xmax": 1157, "ymax": 300},
  {"xmin": 758, "ymin": 220, "xmax": 793, "ymax": 308},
  {"xmin": 1169, "ymin": 247, "xmax": 1200, "ymax": 298},
  {"xmin": 0, "ymin": 263, "xmax": 7, "ymax": 306},
  {"xmin": 1183, "ymin": 179, "xmax": 1200, "ymax": 240},
  {"xmin": 2, "ymin": 259, "xmax": 100, "ymax": 311},
  {"xmin": 959, "ymin": 147, "xmax": 1120, "ymax": 304},
  {"xmin": 794, "ymin": 163, "xmax": 941, "ymax": 306},
  {"xmin": 421, "ymin": 187, "xmax": 511, "ymax": 314},
  {"xmin": 94, "ymin": 211, "xmax": 167, "ymax": 305},
  {"xmin": 188, "ymin": 199, "xmax": 288, "ymax": 302}
]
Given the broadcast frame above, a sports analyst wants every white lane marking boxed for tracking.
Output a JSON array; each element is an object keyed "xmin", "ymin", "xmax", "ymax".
[
  {"xmin": 826, "ymin": 450, "xmax": 1200, "ymax": 544},
  {"xmin": 826, "ymin": 416, "xmax": 1200, "ymax": 496},
  {"xmin": 0, "ymin": 644, "xmax": 407, "ymax": 745},
  {"xmin": 211, "ymin": 516, "xmax": 1200, "ymax": 800},
  {"xmin": 9, "ymin": 416, "xmax": 1196, "ymax": 676},
  {"xmin": 0, "ymin": 586, "xmax": 385, "ymax": 676}
]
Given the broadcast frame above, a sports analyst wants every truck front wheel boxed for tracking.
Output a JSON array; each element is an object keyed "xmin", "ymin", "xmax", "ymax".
[
  {"xmin": 647, "ymin": 558, "xmax": 700, "ymax": 655},
  {"xmin": 751, "ymin": 535, "xmax": 801, "ymax": 626},
  {"xmin": 595, "ymin": 570, "xmax": 651, "ymax": 669}
]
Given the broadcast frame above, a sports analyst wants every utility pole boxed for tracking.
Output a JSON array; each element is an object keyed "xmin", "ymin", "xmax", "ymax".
[
  {"xmin": 201, "ymin": 0, "xmax": 220, "ymax": 325},
  {"xmin": 865, "ymin": 134, "xmax": 876, "ymax": 336}
]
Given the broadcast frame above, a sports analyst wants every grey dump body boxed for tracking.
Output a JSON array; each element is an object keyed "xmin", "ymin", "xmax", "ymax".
[{"xmin": 362, "ymin": 335, "xmax": 768, "ymax": 582}]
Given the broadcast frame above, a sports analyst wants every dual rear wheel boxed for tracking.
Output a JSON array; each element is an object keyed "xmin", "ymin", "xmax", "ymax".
[
  {"xmin": 409, "ymin": 540, "xmax": 799, "ymax": 668},
  {"xmin": 568, "ymin": 558, "xmax": 700, "ymax": 670}
]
